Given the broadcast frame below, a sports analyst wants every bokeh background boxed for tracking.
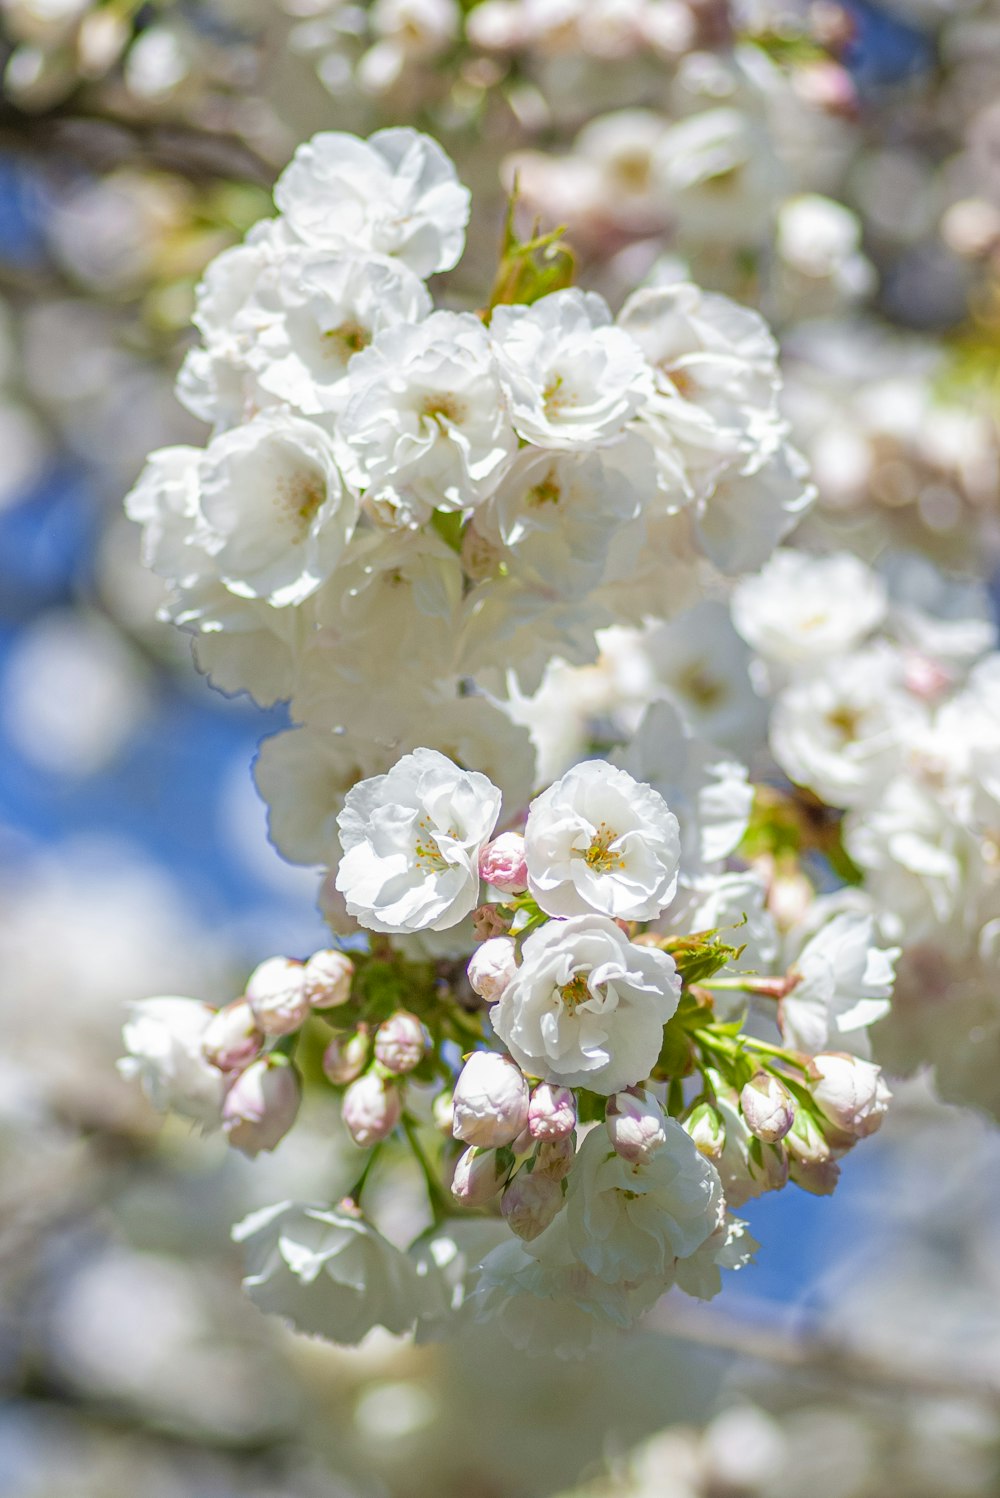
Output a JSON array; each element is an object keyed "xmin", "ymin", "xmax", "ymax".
[{"xmin": 2, "ymin": 2, "xmax": 1000, "ymax": 1494}]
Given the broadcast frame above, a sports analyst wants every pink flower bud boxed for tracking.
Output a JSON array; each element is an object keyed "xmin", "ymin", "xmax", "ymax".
[
  {"xmin": 222, "ymin": 1055, "xmax": 301, "ymax": 1156},
  {"xmin": 478, "ymin": 832, "xmax": 529, "ymax": 894},
  {"xmin": 467, "ymin": 936, "xmax": 517, "ymax": 1002},
  {"xmin": 303, "ymin": 948, "xmax": 354, "ymax": 1009},
  {"xmin": 342, "ymin": 1071, "xmax": 402, "ymax": 1148},
  {"xmin": 740, "ymin": 1073, "xmax": 795, "ymax": 1143},
  {"xmin": 811, "ymin": 1053, "xmax": 891, "ymax": 1139},
  {"xmin": 450, "ymin": 1145, "xmax": 505, "ymax": 1206},
  {"xmin": 472, "ymin": 903, "xmax": 510, "ymax": 941},
  {"xmin": 683, "ymin": 1100, "xmax": 726, "ymax": 1160},
  {"xmin": 534, "ymin": 1134, "xmax": 575, "ymax": 1181},
  {"xmin": 374, "ymin": 1010, "xmax": 427, "ymax": 1074},
  {"xmin": 501, "ymin": 1171, "xmax": 564, "ymax": 1241},
  {"xmin": 527, "ymin": 1082, "xmax": 577, "ymax": 1141},
  {"xmin": 201, "ymin": 999, "xmax": 262, "ymax": 1073},
  {"xmin": 322, "ymin": 1027, "xmax": 369, "ymax": 1085},
  {"xmin": 607, "ymin": 1089, "xmax": 668, "ymax": 1163},
  {"xmin": 245, "ymin": 957, "xmax": 310, "ymax": 1037},
  {"xmin": 452, "ymin": 1051, "xmax": 529, "ymax": 1148}
]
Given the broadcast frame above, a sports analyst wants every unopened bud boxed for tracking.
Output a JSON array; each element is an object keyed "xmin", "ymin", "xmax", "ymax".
[
  {"xmin": 785, "ymin": 1108, "xmax": 831, "ymax": 1166},
  {"xmin": 321, "ymin": 1027, "xmax": 369, "ymax": 1085},
  {"xmin": 607, "ymin": 1089, "xmax": 668, "ymax": 1164},
  {"xmin": 467, "ymin": 936, "xmax": 518, "ymax": 1002},
  {"xmin": 222, "ymin": 1055, "xmax": 301, "ymax": 1156},
  {"xmin": 451, "ymin": 1145, "xmax": 505, "ymax": 1206},
  {"xmin": 472, "ymin": 903, "xmax": 510, "ymax": 941},
  {"xmin": 749, "ymin": 1139, "xmax": 790, "ymax": 1192},
  {"xmin": 374, "ymin": 1010, "xmax": 427, "ymax": 1074},
  {"xmin": 303, "ymin": 948, "xmax": 354, "ymax": 1009},
  {"xmin": 740, "ymin": 1073, "xmax": 795, "ymax": 1143},
  {"xmin": 789, "ymin": 1155, "xmax": 841, "ymax": 1196},
  {"xmin": 527, "ymin": 1082, "xmax": 576, "ymax": 1141},
  {"xmin": 501, "ymin": 1170, "xmax": 564, "ymax": 1241},
  {"xmin": 342, "ymin": 1071, "xmax": 401, "ymax": 1147},
  {"xmin": 201, "ymin": 999, "xmax": 261, "ymax": 1073},
  {"xmin": 245, "ymin": 956, "xmax": 310, "ymax": 1037},
  {"xmin": 452, "ymin": 1050, "xmax": 529, "ymax": 1148},
  {"xmin": 534, "ymin": 1134, "xmax": 575, "ymax": 1181},
  {"xmin": 811, "ymin": 1053, "xmax": 891, "ymax": 1139},
  {"xmin": 478, "ymin": 832, "xmax": 529, "ymax": 895},
  {"xmin": 683, "ymin": 1100, "xmax": 726, "ymax": 1161}
]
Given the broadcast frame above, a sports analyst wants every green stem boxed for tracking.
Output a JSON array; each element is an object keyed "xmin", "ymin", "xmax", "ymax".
[
  {"xmin": 402, "ymin": 1112, "xmax": 450, "ymax": 1225},
  {"xmin": 346, "ymin": 1142, "xmax": 383, "ymax": 1206}
]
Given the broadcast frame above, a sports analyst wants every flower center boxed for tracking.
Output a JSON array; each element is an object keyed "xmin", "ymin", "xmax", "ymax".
[
  {"xmin": 276, "ymin": 470, "xmax": 326, "ymax": 536},
  {"xmin": 677, "ymin": 662, "xmax": 724, "ymax": 710},
  {"xmin": 413, "ymin": 815, "xmax": 457, "ymax": 871},
  {"xmin": 827, "ymin": 705, "xmax": 861, "ymax": 742},
  {"xmin": 526, "ymin": 471, "xmax": 562, "ymax": 507},
  {"xmin": 582, "ymin": 820, "xmax": 625, "ymax": 873},
  {"xmin": 323, "ymin": 320, "xmax": 370, "ymax": 360},
  {"xmin": 421, "ymin": 394, "xmax": 467, "ymax": 431},
  {"xmin": 559, "ymin": 972, "xmax": 592, "ymax": 1012}
]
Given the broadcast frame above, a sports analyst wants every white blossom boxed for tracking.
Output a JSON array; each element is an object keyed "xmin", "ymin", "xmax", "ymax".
[
  {"xmin": 197, "ymin": 410, "xmax": 358, "ymax": 608},
  {"xmin": 233, "ymin": 1201, "xmax": 420, "ymax": 1343},
  {"xmin": 490, "ymin": 915, "xmax": 680, "ymax": 1094},
  {"xmin": 339, "ymin": 310, "xmax": 515, "ymax": 519},
  {"xmin": 335, "ymin": 748, "xmax": 501, "ymax": 933},
  {"xmin": 273, "ymin": 127, "xmax": 470, "ymax": 276},
  {"xmin": 524, "ymin": 759, "xmax": 681, "ymax": 920},
  {"xmin": 564, "ymin": 1122, "xmax": 723, "ymax": 1281},
  {"xmin": 118, "ymin": 997, "xmax": 225, "ymax": 1128},
  {"xmin": 491, "ymin": 288, "xmax": 653, "ymax": 450},
  {"xmin": 452, "ymin": 1050, "xmax": 529, "ymax": 1148},
  {"xmin": 732, "ymin": 549, "xmax": 888, "ymax": 670},
  {"xmin": 782, "ymin": 912, "xmax": 900, "ymax": 1056}
]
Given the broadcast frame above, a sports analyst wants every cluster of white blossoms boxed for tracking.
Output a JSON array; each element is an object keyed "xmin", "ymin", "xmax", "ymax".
[
  {"xmin": 731, "ymin": 548, "xmax": 1000, "ymax": 1117},
  {"xmin": 125, "ymin": 124, "xmax": 813, "ymax": 892},
  {"xmin": 118, "ymin": 125, "xmax": 901, "ymax": 1356},
  {"xmin": 121, "ymin": 737, "xmax": 896, "ymax": 1354}
]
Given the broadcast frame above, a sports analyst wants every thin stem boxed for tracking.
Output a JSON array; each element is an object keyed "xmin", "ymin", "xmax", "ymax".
[
  {"xmin": 346, "ymin": 1142, "xmax": 383, "ymax": 1207},
  {"xmin": 402, "ymin": 1112, "xmax": 450, "ymax": 1225}
]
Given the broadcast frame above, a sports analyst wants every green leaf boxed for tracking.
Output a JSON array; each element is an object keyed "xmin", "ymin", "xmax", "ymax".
[{"xmin": 487, "ymin": 180, "xmax": 576, "ymax": 311}]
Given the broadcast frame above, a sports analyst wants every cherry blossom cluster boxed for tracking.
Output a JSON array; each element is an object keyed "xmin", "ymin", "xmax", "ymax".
[
  {"xmin": 731, "ymin": 547, "xmax": 1000, "ymax": 1118},
  {"xmin": 120, "ymin": 737, "xmax": 896, "ymax": 1354},
  {"xmin": 125, "ymin": 124, "xmax": 814, "ymax": 905}
]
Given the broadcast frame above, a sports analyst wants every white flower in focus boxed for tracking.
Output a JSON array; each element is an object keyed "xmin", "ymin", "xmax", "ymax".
[
  {"xmin": 233, "ymin": 1201, "xmax": 420, "ymax": 1343},
  {"xmin": 614, "ymin": 699, "xmax": 752, "ymax": 881},
  {"xmin": 198, "ymin": 410, "xmax": 358, "ymax": 608},
  {"xmin": 491, "ymin": 289, "xmax": 652, "ymax": 450},
  {"xmin": 565, "ymin": 1123, "xmax": 723, "ymax": 1281},
  {"xmin": 732, "ymin": 549, "xmax": 888, "ymax": 670},
  {"xmin": 246, "ymin": 253, "xmax": 431, "ymax": 416},
  {"xmin": 490, "ymin": 915, "xmax": 680, "ymax": 1094},
  {"xmin": 524, "ymin": 760, "xmax": 680, "ymax": 920},
  {"xmin": 273, "ymin": 127, "xmax": 471, "ymax": 276},
  {"xmin": 782, "ymin": 912, "xmax": 899, "ymax": 1056},
  {"xmin": 339, "ymin": 311, "xmax": 515, "ymax": 518},
  {"xmin": 335, "ymin": 748, "xmax": 502, "ymax": 933},
  {"xmin": 118, "ymin": 997, "xmax": 226, "ymax": 1128}
]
